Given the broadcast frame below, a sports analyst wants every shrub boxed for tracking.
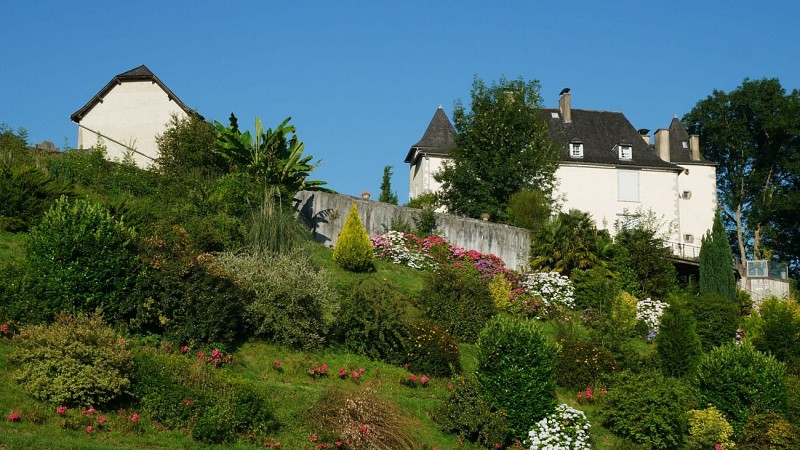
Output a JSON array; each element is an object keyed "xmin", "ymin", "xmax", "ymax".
[
  {"xmin": 571, "ymin": 266, "xmax": 620, "ymax": 311},
  {"xmin": 12, "ymin": 312, "xmax": 134, "ymax": 407},
  {"xmin": 515, "ymin": 271, "xmax": 576, "ymax": 317},
  {"xmin": 555, "ymin": 333, "xmax": 618, "ymax": 389},
  {"xmin": 751, "ymin": 297, "xmax": 800, "ymax": 366},
  {"xmin": 489, "ymin": 273, "xmax": 511, "ymax": 310},
  {"xmin": 24, "ymin": 196, "xmax": 140, "ymax": 323},
  {"xmin": 685, "ymin": 292, "xmax": 740, "ymax": 351},
  {"xmin": 476, "ymin": 316, "xmax": 557, "ymax": 439},
  {"xmin": 506, "ymin": 189, "xmax": 550, "ymax": 232},
  {"xmin": 307, "ymin": 384, "xmax": 416, "ymax": 449},
  {"xmin": 603, "ymin": 370, "xmax": 694, "ymax": 449},
  {"xmin": 526, "ymin": 404, "xmax": 592, "ymax": 450},
  {"xmin": 655, "ymin": 301, "xmax": 703, "ymax": 377},
  {"xmin": 215, "ymin": 251, "xmax": 335, "ymax": 350},
  {"xmin": 333, "ymin": 203, "xmax": 374, "ymax": 272},
  {"xmin": 635, "ymin": 297, "xmax": 669, "ymax": 335},
  {"xmin": 694, "ymin": 342, "xmax": 788, "ymax": 434},
  {"xmin": 687, "ymin": 406, "xmax": 736, "ymax": 450},
  {"xmin": 405, "ymin": 319, "xmax": 461, "ymax": 377},
  {"xmin": 418, "ymin": 263, "xmax": 496, "ymax": 343},
  {"xmin": 132, "ymin": 347, "xmax": 278, "ymax": 443},
  {"xmin": 0, "ymin": 163, "xmax": 71, "ymax": 232},
  {"xmin": 739, "ymin": 412, "xmax": 800, "ymax": 450},
  {"xmin": 332, "ymin": 280, "xmax": 412, "ymax": 365},
  {"xmin": 132, "ymin": 252, "xmax": 251, "ymax": 348},
  {"xmin": 609, "ymin": 291, "xmax": 639, "ymax": 337},
  {"xmin": 431, "ymin": 376, "xmax": 510, "ymax": 446}
]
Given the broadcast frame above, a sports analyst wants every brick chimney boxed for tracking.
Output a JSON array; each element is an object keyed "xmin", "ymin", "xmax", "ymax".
[
  {"xmin": 689, "ymin": 134, "xmax": 700, "ymax": 161},
  {"xmin": 559, "ymin": 88, "xmax": 571, "ymax": 123},
  {"xmin": 654, "ymin": 128, "xmax": 670, "ymax": 162}
]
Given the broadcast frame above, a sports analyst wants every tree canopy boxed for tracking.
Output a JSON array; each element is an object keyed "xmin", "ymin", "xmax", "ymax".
[
  {"xmin": 684, "ymin": 78, "xmax": 800, "ymax": 275},
  {"xmin": 435, "ymin": 77, "xmax": 560, "ymax": 222}
]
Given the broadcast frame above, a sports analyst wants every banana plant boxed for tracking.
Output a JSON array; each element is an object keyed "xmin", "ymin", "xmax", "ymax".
[{"xmin": 213, "ymin": 113, "xmax": 329, "ymax": 195}]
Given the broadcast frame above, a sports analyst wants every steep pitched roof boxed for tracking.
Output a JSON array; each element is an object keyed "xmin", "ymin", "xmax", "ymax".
[
  {"xmin": 667, "ymin": 116, "xmax": 714, "ymax": 164},
  {"xmin": 544, "ymin": 108, "xmax": 683, "ymax": 172},
  {"xmin": 404, "ymin": 106, "xmax": 457, "ymax": 163},
  {"xmin": 70, "ymin": 65, "xmax": 197, "ymax": 122}
]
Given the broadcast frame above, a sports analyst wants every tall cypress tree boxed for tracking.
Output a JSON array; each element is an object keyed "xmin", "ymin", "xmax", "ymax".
[{"xmin": 699, "ymin": 212, "xmax": 737, "ymax": 302}]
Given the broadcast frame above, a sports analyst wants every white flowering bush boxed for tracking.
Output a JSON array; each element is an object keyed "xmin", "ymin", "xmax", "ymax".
[
  {"xmin": 527, "ymin": 404, "xmax": 591, "ymax": 450},
  {"xmin": 370, "ymin": 231, "xmax": 433, "ymax": 270},
  {"xmin": 517, "ymin": 272, "xmax": 576, "ymax": 316},
  {"xmin": 635, "ymin": 298, "xmax": 669, "ymax": 333}
]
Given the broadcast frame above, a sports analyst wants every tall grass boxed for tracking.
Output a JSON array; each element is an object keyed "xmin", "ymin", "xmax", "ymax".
[{"xmin": 247, "ymin": 187, "xmax": 310, "ymax": 256}]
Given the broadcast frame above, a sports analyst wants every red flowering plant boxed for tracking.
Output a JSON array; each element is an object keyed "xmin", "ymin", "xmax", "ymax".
[
  {"xmin": 576, "ymin": 385, "xmax": 606, "ymax": 405},
  {"xmin": 306, "ymin": 361, "xmax": 330, "ymax": 378},
  {"xmin": 196, "ymin": 348, "xmax": 233, "ymax": 367},
  {"xmin": 0, "ymin": 321, "xmax": 12, "ymax": 337}
]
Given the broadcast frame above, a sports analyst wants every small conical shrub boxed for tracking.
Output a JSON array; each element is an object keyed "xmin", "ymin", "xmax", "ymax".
[{"xmin": 333, "ymin": 203, "xmax": 374, "ymax": 272}]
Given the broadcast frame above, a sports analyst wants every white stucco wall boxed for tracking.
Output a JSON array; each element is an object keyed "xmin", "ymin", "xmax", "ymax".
[
  {"xmin": 676, "ymin": 164, "xmax": 717, "ymax": 247},
  {"xmin": 76, "ymin": 81, "xmax": 188, "ymax": 168},
  {"xmin": 409, "ymin": 154, "xmax": 448, "ymax": 200},
  {"xmin": 554, "ymin": 164, "xmax": 680, "ymax": 242}
]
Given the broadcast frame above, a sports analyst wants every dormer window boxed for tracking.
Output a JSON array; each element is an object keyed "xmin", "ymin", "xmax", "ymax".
[
  {"xmin": 569, "ymin": 141, "xmax": 584, "ymax": 158},
  {"xmin": 617, "ymin": 144, "xmax": 633, "ymax": 160}
]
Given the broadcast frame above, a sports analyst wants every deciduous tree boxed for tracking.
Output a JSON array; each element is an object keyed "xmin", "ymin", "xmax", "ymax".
[
  {"xmin": 684, "ymin": 78, "xmax": 800, "ymax": 276},
  {"xmin": 436, "ymin": 77, "xmax": 560, "ymax": 221}
]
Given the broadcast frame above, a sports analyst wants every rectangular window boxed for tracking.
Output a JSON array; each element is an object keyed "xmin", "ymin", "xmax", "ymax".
[
  {"xmin": 570, "ymin": 143, "xmax": 583, "ymax": 158},
  {"xmin": 618, "ymin": 170, "xmax": 639, "ymax": 202},
  {"xmin": 619, "ymin": 145, "xmax": 632, "ymax": 160}
]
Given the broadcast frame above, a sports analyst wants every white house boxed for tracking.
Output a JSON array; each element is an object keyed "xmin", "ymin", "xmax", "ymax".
[
  {"xmin": 404, "ymin": 106, "xmax": 456, "ymax": 200},
  {"xmin": 70, "ymin": 65, "xmax": 195, "ymax": 168},
  {"xmin": 407, "ymin": 90, "xmax": 718, "ymax": 255}
]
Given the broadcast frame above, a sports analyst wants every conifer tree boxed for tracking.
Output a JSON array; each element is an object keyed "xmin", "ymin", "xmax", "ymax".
[
  {"xmin": 699, "ymin": 213, "xmax": 737, "ymax": 302},
  {"xmin": 655, "ymin": 301, "xmax": 703, "ymax": 377},
  {"xmin": 333, "ymin": 203, "xmax": 374, "ymax": 272},
  {"xmin": 379, "ymin": 165, "xmax": 398, "ymax": 204}
]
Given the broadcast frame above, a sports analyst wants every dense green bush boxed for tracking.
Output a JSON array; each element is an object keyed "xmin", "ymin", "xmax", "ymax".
[
  {"xmin": 405, "ymin": 319, "xmax": 461, "ymax": 377},
  {"xmin": 431, "ymin": 376, "xmax": 510, "ymax": 446},
  {"xmin": 133, "ymin": 252, "xmax": 251, "ymax": 348},
  {"xmin": 655, "ymin": 301, "xmax": 703, "ymax": 377},
  {"xmin": 684, "ymin": 292, "xmax": 740, "ymax": 351},
  {"xmin": 476, "ymin": 316, "xmax": 557, "ymax": 439},
  {"xmin": 155, "ymin": 113, "xmax": 226, "ymax": 176},
  {"xmin": 24, "ymin": 196, "xmax": 140, "ymax": 322},
  {"xmin": 739, "ymin": 412, "xmax": 800, "ymax": 449},
  {"xmin": 694, "ymin": 342, "xmax": 788, "ymax": 434},
  {"xmin": 555, "ymin": 332, "xmax": 618, "ymax": 389},
  {"xmin": 687, "ymin": 406, "xmax": 736, "ymax": 450},
  {"xmin": 12, "ymin": 312, "xmax": 134, "ymax": 407},
  {"xmin": 215, "ymin": 251, "xmax": 335, "ymax": 350},
  {"xmin": 603, "ymin": 370, "xmax": 694, "ymax": 449},
  {"xmin": 247, "ymin": 187, "xmax": 311, "ymax": 256},
  {"xmin": 417, "ymin": 263, "xmax": 496, "ymax": 343},
  {"xmin": 571, "ymin": 266, "xmax": 621, "ymax": 311},
  {"xmin": 614, "ymin": 226, "xmax": 677, "ymax": 299},
  {"xmin": 609, "ymin": 291, "xmax": 639, "ymax": 337},
  {"xmin": 751, "ymin": 298, "xmax": 800, "ymax": 368},
  {"xmin": 0, "ymin": 163, "xmax": 71, "ymax": 231},
  {"xmin": 331, "ymin": 280, "xmax": 411, "ymax": 364},
  {"xmin": 132, "ymin": 347, "xmax": 277, "ymax": 444},
  {"xmin": 333, "ymin": 203, "xmax": 374, "ymax": 272}
]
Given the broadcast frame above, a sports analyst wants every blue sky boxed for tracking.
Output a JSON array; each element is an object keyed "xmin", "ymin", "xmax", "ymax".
[{"xmin": 2, "ymin": 1, "xmax": 799, "ymax": 202}]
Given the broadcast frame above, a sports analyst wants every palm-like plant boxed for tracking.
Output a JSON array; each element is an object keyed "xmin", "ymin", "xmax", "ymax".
[
  {"xmin": 530, "ymin": 209, "xmax": 603, "ymax": 276},
  {"xmin": 213, "ymin": 113, "xmax": 328, "ymax": 196}
]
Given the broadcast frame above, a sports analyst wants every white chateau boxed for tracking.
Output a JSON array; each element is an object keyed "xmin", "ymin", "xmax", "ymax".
[
  {"xmin": 71, "ymin": 65, "xmax": 195, "ymax": 168},
  {"xmin": 406, "ymin": 90, "xmax": 718, "ymax": 254}
]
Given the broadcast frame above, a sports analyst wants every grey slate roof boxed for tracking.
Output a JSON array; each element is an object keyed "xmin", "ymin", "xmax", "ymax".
[
  {"xmin": 70, "ymin": 65, "xmax": 198, "ymax": 122},
  {"xmin": 404, "ymin": 106, "xmax": 457, "ymax": 163},
  {"xmin": 543, "ymin": 108, "xmax": 683, "ymax": 172},
  {"xmin": 667, "ymin": 116, "xmax": 714, "ymax": 165}
]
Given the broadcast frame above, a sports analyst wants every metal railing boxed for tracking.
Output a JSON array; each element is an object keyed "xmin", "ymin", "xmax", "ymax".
[{"xmin": 665, "ymin": 241, "xmax": 701, "ymax": 260}]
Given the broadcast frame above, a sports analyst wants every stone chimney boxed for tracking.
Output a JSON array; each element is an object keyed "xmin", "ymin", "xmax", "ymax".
[
  {"xmin": 559, "ymin": 88, "xmax": 571, "ymax": 123},
  {"xmin": 689, "ymin": 134, "xmax": 700, "ymax": 161},
  {"xmin": 655, "ymin": 129, "xmax": 670, "ymax": 162},
  {"xmin": 638, "ymin": 129, "xmax": 651, "ymax": 145}
]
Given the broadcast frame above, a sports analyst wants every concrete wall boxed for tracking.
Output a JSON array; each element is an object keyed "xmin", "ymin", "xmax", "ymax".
[
  {"xmin": 740, "ymin": 277, "xmax": 791, "ymax": 305},
  {"xmin": 295, "ymin": 190, "xmax": 531, "ymax": 269},
  {"xmin": 77, "ymin": 81, "xmax": 188, "ymax": 168}
]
